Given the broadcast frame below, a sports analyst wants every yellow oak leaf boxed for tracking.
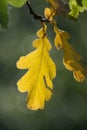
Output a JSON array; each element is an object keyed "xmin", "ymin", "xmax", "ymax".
[
  {"xmin": 54, "ymin": 25, "xmax": 87, "ymax": 82},
  {"xmin": 16, "ymin": 25, "xmax": 56, "ymax": 110}
]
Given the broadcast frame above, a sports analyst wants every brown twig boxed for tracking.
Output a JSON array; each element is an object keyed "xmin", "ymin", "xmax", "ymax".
[{"xmin": 26, "ymin": 1, "xmax": 49, "ymax": 23}]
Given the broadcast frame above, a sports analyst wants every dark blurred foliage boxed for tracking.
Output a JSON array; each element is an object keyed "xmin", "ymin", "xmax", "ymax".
[{"xmin": 0, "ymin": 0, "xmax": 87, "ymax": 130}]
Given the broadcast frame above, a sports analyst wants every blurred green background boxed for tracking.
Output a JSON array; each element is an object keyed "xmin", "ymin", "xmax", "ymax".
[{"xmin": 0, "ymin": 0, "xmax": 87, "ymax": 130}]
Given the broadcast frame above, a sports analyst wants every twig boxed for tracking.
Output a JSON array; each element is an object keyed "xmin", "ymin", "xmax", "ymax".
[{"xmin": 26, "ymin": 1, "xmax": 49, "ymax": 23}]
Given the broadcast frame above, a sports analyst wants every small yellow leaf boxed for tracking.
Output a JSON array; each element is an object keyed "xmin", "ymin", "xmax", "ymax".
[
  {"xmin": 16, "ymin": 25, "xmax": 56, "ymax": 110},
  {"xmin": 44, "ymin": 7, "xmax": 55, "ymax": 21}
]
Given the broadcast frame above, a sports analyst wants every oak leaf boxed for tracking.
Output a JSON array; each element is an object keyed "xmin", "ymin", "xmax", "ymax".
[
  {"xmin": 54, "ymin": 25, "xmax": 87, "ymax": 82},
  {"xmin": 16, "ymin": 25, "xmax": 56, "ymax": 110}
]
